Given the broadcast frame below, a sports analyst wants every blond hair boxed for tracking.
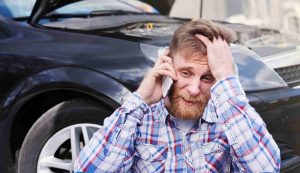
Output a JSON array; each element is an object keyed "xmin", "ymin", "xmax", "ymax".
[{"xmin": 169, "ymin": 19, "xmax": 236, "ymax": 57}]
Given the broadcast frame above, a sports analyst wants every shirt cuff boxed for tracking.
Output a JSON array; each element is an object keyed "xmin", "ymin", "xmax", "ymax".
[
  {"xmin": 122, "ymin": 92, "xmax": 150, "ymax": 121},
  {"xmin": 211, "ymin": 75, "xmax": 246, "ymax": 106}
]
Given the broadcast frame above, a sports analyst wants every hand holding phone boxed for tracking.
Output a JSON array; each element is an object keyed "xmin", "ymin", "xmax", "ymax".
[
  {"xmin": 137, "ymin": 47, "xmax": 176, "ymax": 105},
  {"xmin": 159, "ymin": 47, "xmax": 174, "ymax": 97}
]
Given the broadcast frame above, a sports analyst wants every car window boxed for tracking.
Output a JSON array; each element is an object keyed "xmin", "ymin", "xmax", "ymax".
[
  {"xmin": 0, "ymin": 0, "xmax": 35, "ymax": 18},
  {"xmin": 56, "ymin": 0, "xmax": 142, "ymax": 14},
  {"xmin": 0, "ymin": 0, "xmax": 158, "ymax": 19}
]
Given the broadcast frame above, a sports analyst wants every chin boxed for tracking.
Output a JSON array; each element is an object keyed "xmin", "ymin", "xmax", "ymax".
[
  {"xmin": 171, "ymin": 101, "xmax": 204, "ymax": 120},
  {"xmin": 168, "ymin": 89, "xmax": 208, "ymax": 120}
]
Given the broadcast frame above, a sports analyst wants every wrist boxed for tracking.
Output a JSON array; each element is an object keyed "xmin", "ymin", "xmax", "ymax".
[
  {"xmin": 136, "ymin": 90, "xmax": 151, "ymax": 105},
  {"xmin": 122, "ymin": 92, "xmax": 151, "ymax": 122},
  {"xmin": 214, "ymin": 71, "xmax": 235, "ymax": 81}
]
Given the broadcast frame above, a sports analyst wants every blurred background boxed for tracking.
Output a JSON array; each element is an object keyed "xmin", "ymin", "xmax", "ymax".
[{"xmin": 145, "ymin": 0, "xmax": 300, "ymax": 34}]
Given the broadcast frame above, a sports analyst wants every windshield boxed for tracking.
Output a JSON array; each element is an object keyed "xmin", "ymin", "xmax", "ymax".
[
  {"xmin": 0, "ymin": 0, "xmax": 158, "ymax": 18},
  {"xmin": 0, "ymin": 0, "xmax": 35, "ymax": 18},
  {"xmin": 55, "ymin": 0, "xmax": 158, "ymax": 15}
]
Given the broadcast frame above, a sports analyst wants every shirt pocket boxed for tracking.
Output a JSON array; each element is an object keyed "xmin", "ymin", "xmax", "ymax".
[
  {"xmin": 200, "ymin": 140, "xmax": 226, "ymax": 155},
  {"xmin": 135, "ymin": 143, "xmax": 168, "ymax": 161}
]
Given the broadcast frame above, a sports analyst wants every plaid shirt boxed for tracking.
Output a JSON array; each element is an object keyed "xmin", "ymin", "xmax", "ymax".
[{"xmin": 74, "ymin": 76, "xmax": 280, "ymax": 173}]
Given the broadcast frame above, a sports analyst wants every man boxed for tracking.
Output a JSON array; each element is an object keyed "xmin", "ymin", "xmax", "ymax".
[{"xmin": 74, "ymin": 19, "xmax": 280, "ymax": 172}]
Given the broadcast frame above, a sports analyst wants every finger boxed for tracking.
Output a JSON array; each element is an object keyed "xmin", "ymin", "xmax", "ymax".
[
  {"xmin": 155, "ymin": 69, "xmax": 177, "ymax": 81},
  {"xmin": 212, "ymin": 37, "xmax": 218, "ymax": 43},
  {"xmin": 161, "ymin": 55, "xmax": 173, "ymax": 65},
  {"xmin": 154, "ymin": 49, "xmax": 171, "ymax": 67},
  {"xmin": 219, "ymin": 39, "xmax": 231, "ymax": 52},
  {"xmin": 163, "ymin": 48, "xmax": 170, "ymax": 56},
  {"xmin": 217, "ymin": 37, "xmax": 226, "ymax": 46},
  {"xmin": 195, "ymin": 34, "xmax": 212, "ymax": 47},
  {"xmin": 218, "ymin": 36, "xmax": 223, "ymax": 42},
  {"xmin": 157, "ymin": 63, "xmax": 177, "ymax": 79},
  {"xmin": 153, "ymin": 63, "xmax": 177, "ymax": 80},
  {"xmin": 164, "ymin": 63, "xmax": 177, "ymax": 78},
  {"xmin": 215, "ymin": 37, "xmax": 225, "ymax": 49},
  {"xmin": 155, "ymin": 55, "xmax": 174, "ymax": 70},
  {"xmin": 222, "ymin": 39, "xmax": 230, "ymax": 47},
  {"xmin": 154, "ymin": 54, "xmax": 163, "ymax": 66},
  {"xmin": 212, "ymin": 37, "xmax": 218, "ymax": 44},
  {"xmin": 219, "ymin": 36, "xmax": 224, "ymax": 42}
]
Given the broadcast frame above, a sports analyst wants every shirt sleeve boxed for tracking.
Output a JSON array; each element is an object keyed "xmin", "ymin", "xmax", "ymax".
[
  {"xmin": 210, "ymin": 76, "xmax": 281, "ymax": 173},
  {"xmin": 73, "ymin": 92, "xmax": 149, "ymax": 173}
]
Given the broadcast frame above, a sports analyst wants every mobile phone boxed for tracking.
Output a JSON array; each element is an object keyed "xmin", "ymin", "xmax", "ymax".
[
  {"xmin": 158, "ymin": 47, "xmax": 174, "ymax": 97},
  {"xmin": 162, "ymin": 76, "xmax": 173, "ymax": 97}
]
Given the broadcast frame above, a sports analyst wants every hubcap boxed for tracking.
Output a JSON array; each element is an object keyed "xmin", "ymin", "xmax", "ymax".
[{"xmin": 37, "ymin": 123, "xmax": 101, "ymax": 173}]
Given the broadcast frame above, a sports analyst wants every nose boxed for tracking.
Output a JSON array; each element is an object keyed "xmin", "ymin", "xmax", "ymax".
[{"xmin": 186, "ymin": 80, "xmax": 201, "ymax": 96}]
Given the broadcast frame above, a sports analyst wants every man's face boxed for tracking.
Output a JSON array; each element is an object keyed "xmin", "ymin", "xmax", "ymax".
[{"xmin": 167, "ymin": 52, "xmax": 215, "ymax": 120}]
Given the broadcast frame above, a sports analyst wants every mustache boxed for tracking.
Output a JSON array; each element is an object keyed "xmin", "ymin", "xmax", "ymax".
[
  {"xmin": 174, "ymin": 93, "xmax": 203, "ymax": 102},
  {"xmin": 169, "ymin": 84, "xmax": 208, "ymax": 104}
]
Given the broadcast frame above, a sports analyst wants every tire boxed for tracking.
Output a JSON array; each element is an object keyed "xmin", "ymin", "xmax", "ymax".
[{"xmin": 17, "ymin": 99, "xmax": 112, "ymax": 173}]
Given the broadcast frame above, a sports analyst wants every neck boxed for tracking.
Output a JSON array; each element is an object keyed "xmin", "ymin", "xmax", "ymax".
[{"xmin": 164, "ymin": 96, "xmax": 171, "ymax": 110}]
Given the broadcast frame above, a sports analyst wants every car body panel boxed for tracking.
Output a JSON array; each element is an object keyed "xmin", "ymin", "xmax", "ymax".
[
  {"xmin": 0, "ymin": 0, "xmax": 300, "ymax": 172},
  {"xmin": 2, "ymin": 67, "xmax": 130, "ymax": 118}
]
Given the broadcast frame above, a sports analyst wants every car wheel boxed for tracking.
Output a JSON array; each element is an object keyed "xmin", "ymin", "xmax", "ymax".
[{"xmin": 17, "ymin": 99, "xmax": 111, "ymax": 173}]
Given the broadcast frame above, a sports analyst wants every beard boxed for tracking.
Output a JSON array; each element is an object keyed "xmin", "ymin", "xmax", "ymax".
[{"xmin": 167, "ymin": 85, "xmax": 210, "ymax": 120}]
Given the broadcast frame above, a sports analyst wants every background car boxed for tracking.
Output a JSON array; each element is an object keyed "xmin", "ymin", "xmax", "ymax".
[{"xmin": 1, "ymin": 0, "xmax": 300, "ymax": 172}]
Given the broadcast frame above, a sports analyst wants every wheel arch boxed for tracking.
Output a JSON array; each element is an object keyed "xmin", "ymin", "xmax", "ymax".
[{"xmin": 6, "ymin": 67, "xmax": 131, "ymax": 162}]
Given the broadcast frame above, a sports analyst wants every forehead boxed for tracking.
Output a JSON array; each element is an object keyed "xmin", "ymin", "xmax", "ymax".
[
  {"xmin": 173, "ymin": 51, "xmax": 208, "ymax": 66},
  {"xmin": 173, "ymin": 52, "xmax": 210, "ymax": 73}
]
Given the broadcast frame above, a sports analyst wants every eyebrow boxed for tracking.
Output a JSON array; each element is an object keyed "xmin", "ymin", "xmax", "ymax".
[
  {"xmin": 177, "ymin": 66, "xmax": 211, "ymax": 74},
  {"xmin": 177, "ymin": 66, "xmax": 194, "ymax": 70}
]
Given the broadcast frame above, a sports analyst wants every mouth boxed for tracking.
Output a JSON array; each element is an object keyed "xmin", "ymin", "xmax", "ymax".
[{"xmin": 181, "ymin": 97, "xmax": 198, "ymax": 106}]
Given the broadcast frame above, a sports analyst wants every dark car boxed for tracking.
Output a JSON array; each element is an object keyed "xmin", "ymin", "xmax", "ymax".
[{"xmin": 1, "ymin": 0, "xmax": 300, "ymax": 172}]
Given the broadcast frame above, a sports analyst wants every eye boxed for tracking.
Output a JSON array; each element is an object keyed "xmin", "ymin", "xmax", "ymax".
[
  {"xmin": 181, "ymin": 71, "xmax": 191, "ymax": 78},
  {"xmin": 201, "ymin": 75, "xmax": 215, "ymax": 83}
]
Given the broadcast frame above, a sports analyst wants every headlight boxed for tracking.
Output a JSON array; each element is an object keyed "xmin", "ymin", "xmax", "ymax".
[{"xmin": 231, "ymin": 44, "xmax": 287, "ymax": 91}]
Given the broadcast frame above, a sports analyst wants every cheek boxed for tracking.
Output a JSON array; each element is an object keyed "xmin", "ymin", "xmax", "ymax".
[
  {"xmin": 200, "ymin": 83, "xmax": 213, "ymax": 97},
  {"xmin": 175, "ymin": 77, "xmax": 190, "ymax": 89}
]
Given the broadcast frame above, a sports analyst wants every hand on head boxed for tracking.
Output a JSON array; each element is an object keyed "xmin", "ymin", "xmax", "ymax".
[{"xmin": 195, "ymin": 34, "xmax": 235, "ymax": 81}]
